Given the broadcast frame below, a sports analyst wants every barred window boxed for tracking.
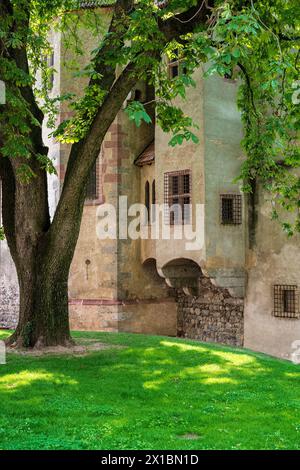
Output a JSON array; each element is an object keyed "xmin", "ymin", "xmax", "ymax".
[
  {"xmin": 273, "ymin": 285, "xmax": 299, "ymax": 318},
  {"xmin": 86, "ymin": 161, "xmax": 98, "ymax": 201},
  {"xmin": 164, "ymin": 170, "xmax": 191, "ymax": 225},
  {"xmin": 220, "ymin": 194, "xmax": 242, "ymax": 225}
]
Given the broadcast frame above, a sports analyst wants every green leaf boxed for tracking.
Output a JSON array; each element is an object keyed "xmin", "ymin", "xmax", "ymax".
[{"xmin": 125, "ymin": 101, "xmax": 152, "ymax": 128}]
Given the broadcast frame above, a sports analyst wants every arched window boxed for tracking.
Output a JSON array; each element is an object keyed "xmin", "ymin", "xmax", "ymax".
[
  {"xmin": 145, "ymin": 181, "xmax": 150, "ymax": 224},
  {"xmin": 134, "ymin": 89, "xmax": 142, "ymax": 101},
  {"xmin": 152, "ymin": 180, "xmax": 156, "ymax": 223}
]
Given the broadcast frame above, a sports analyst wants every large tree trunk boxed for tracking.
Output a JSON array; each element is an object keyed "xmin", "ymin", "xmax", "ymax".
[
  {"xmin": 0, "ymin": 143, "xmax": 82, "ymax": 348},
  {"xmin": 1, "ymin": 66, "xmax": 136, "ymax": 350},
  {"xmin": 1, "ymin": 155, "xmax": 88, "ymax": 349},
  {"xmin": 7, "ymin": 260, "xmax": 71, "ymax": 349},
  {"xmin": 3, "ymin": 186, "xmax": 86, "ymax": 348}
]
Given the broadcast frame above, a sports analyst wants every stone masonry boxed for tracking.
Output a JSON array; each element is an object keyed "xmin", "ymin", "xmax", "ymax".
[
  {"xmin": 177, "ymin": 277, "xmax": 244, "ymax": 347},
  {"xmin": 0, "ymin": 239, "xmax": 19, "ymax": 330},
  {"xmin": 0, "ymin": 279, "xmax": 18, "ymax": 329}
]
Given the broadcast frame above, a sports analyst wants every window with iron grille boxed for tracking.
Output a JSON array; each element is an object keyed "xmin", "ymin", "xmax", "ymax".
[
  {"xmin": 220, "ymin": 194, "xmax": 242, "ymax": 225},
  {"xmin": 164, "ymin": 170, "xmax": 191, "ymax": 225},
  {"xmin": 168, "ymin": 49, "xmax": 187, "ymax": 79},
  {"xmin": 86, "ymin": 161, "xmax": 98, "ymax": 201},
  {"xmin": 273, "ymin": 285, "xmax": 299, "ymax": 318}
]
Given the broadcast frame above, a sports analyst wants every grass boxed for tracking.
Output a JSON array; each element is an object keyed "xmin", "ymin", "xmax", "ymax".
[{"xmin": 0, "ymin": 330, "xmax": 300, "ymax": 450}]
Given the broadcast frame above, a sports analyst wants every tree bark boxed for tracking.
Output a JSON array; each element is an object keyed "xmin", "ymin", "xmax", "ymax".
[
  {"xmin": 0, "ymin": 154, "xmax": 74, "ymax": 348},
  {"xmin": 7, "ymin": 260, "xmax": 72, "ymax": 349},
  {"xmin": 0, "ymin": 0, "xmax": 213, "ymax": 349}
]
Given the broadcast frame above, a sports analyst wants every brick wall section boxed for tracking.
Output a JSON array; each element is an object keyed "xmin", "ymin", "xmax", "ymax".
[{"xmin": 176, "ymin": 277, "xmax": 244, "ymax": 347}]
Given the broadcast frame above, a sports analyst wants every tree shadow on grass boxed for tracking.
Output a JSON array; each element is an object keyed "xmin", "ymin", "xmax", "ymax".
[{"xmin": 0, "ymin": 332, "xmax": 300, "ymax": 450}]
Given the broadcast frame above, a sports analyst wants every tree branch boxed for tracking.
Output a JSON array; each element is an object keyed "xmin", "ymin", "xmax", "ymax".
[
  {"xmin": 238, "ymin": 62, "xmax": 259, "ymax": 118},
  {"xmin": 49, "ymin": 0, "xmax": 215, "ymax": 257},
  {"xmin": 159, "ymin": 0, "xmax": 214, "ymax": 41},
  {"xmin": 50, "ymin": 61, "xmax": 137, "ymax": 245}
]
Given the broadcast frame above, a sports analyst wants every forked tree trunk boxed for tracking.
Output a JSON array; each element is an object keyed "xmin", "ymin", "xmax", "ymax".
[
  {"xmin": 5, "ymin": 197, "xmax": 86, "ymax": 349},
  {"xmin": 2, "ymin": 66, "xmax": 137, "ymax": 349}
]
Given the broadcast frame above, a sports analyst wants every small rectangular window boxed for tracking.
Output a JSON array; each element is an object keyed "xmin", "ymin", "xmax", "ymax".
[
  {"xmin": 164, "ymin": 170, "xmax": 191, "ymax": 225},
  {"xmin": 220, "ymin": 194, "xmax": 242, "ymax": 225},
  {"xmin": 273, "ymin": 285, "xmax": 299, "ymax": 318}
]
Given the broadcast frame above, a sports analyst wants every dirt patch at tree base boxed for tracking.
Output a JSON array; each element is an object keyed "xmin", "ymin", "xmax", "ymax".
[{"xmin": 7, "ymin": 339, "xmax": 125, "ymax": 357}]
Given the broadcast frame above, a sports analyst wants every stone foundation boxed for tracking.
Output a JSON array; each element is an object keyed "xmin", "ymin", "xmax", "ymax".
[
  {"xmin": 176, "ymin": 277, "xmax": 244, "ymax": 347},
  {"xmin": 0, "ymin": 279, "xmax": 19, "ymax": 329},
  {"xmin": 0, "ymin": 239, "xmax": 19, "ymax": 329}
]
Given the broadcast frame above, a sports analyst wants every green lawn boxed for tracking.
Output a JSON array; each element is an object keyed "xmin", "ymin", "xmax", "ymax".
[{"xmin": 0, "ymin": 330, "xmax": 300, "ymax": 450}]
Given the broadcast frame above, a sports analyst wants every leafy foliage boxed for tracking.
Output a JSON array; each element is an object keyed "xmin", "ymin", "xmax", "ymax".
[
  {"xmin": 125, "ymin": 101, "xmax": 152, "ymax": 127},
  {"xmin": 0, "ymin": 0, "xmax": 299, "ymax": 232}
]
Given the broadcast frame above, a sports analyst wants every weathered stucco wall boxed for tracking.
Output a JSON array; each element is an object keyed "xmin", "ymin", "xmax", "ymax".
[
  {"xmin": 155, "ymin": 67, "xmax": 205, "ymax": 271},
  {"xmin": 119, "ymin": 299, "xmax": 177, "ymax": 336},
  {"xmin": 69, "ymin": 301, "xmax": 119, "ymax": 332},
  {"xmin": 69, "ymin": 298, "xmax": 177, "ymax": 336},
  {"xmin": 203, "ymin": 74, "xmax": 246, "ymax": 298},
  {"xmin": 244, "ymin": 187, "xmax": 300, "ymax": 361}
]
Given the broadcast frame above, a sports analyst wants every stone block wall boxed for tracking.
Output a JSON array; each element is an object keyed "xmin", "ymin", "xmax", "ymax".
[
  {"xmin": 0, "ymin": 239, "xmax": 19, "ymax": 330},
  {"xmin": 176, "ymin": 277, "xmax": 244, "ymax": 347},
  {"xmin": 0, "ymin": 279, "xmax": 18, "ymax": 329}
]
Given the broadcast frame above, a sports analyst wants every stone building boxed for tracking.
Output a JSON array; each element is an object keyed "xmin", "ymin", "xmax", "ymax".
[{"xmin": 1, "ymin": 2, "xmax": 299, "ymax": 361}]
